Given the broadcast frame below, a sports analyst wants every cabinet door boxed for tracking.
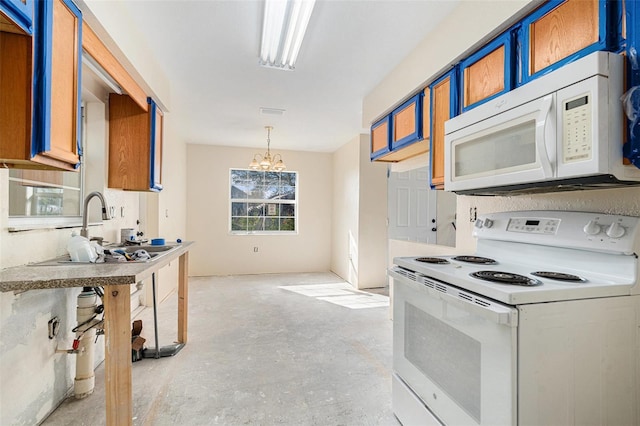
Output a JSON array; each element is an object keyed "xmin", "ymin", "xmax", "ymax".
[
  {"xmin": 370, "ymin": 116, "xmax": 391, "ymax": 160},
  {"xmin": 520, "ymin": 0, "xmax": 606, "ymax": 84},
  {"xmin": 149, "ymin": 98, "xmax": 163, "ymax": 191},
  {"xmin": 31, "ymin": 0, "xmax": 82, "ymax": 170},
  {"xmin": 460, "ymin": 31, "xmax": 514, "ymax": 111},
  {"xmin": 0, "ymin": 0, "xmax": 34, "ymax": 34},
  {"xmin": 0, "ymin": 28, "xmax": 32, "ymax": 164},
  {"xmin": 109, "ymin": 95, "xmax": 164, "ymax": 192},
  {"xmin": 391, "ymin": 93, "xmax": 423, "ymax": 150},
  {"xmin": 0, "ymin": 0, "xmax": 80, "ymax": 171},
  {"xmin": 430, "ymin": 69, "xmax": 458, "ymax": 189}
]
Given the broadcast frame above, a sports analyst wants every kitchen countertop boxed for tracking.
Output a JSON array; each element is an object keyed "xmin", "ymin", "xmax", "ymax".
[{"xmin": 0, "ymin": 241, "xmax": 194, "ymax": 292}]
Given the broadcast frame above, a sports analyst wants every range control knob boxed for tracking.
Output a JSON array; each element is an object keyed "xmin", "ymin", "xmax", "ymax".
[
  {"xmin": 583, "ymin": 220, "xmax": 601, "ymax": 236},
  {"xmin": 605, "ymin": 222, "xmax": 625, "ymax": 238},
  {"xmin": 475, "ymin": 219, "xmax": 483, "ymax": 229},
  {"xmin": 483, "ymin": 219, "xmax": 494, "ymax": 228}
]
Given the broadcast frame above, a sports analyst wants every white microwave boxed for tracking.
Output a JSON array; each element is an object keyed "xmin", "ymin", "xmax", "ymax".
[{"xmin": 444, "ymin": 51, "xmax": 640, "ymax": 195}]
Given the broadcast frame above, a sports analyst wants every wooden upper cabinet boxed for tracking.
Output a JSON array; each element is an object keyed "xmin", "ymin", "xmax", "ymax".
[
  {"xmin": 522, "ymin": 0, "xmax": 605, "ymax": 84},
  {"xmin": 430, "ymin": 69, "xmax": 458, "ymax": 189},
  {"xmin": 109, "ymin": 95, "xmax": 164, "ymax": 192},
  {"xmin": 0, "ymin": 0, "xmax": 81, "ymax": 171},
  {"xmin": 461, "ymin": 31, "xmax": 514, "ymax": 111},
  {"xmin": 370, "ymin": 116, "xmax": 391, "ymax": 160},
  {"xmin": 371, "ymin": 93, "xmax": 428, "ymax": 162},
  {"xmin": 391, "ymin": 93, "xmax": 423, "ymax": 149}
]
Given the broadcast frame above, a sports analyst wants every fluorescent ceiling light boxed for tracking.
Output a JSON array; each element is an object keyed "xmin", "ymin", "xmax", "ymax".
[{"xmin": 260, "ymin": 0, "xmax": 316, "ymax": 70}]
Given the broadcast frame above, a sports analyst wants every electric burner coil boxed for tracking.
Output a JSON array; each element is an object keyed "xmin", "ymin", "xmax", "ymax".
[
  {"xmin": 415, "ymin": 257, "xmax": 450, "ymax": 264},
  {"xmin": 531, "ymin": 271, "xmax": 586, "ymax": 282},
  {"xmin": 470, "ymin": 270, "xmax": 542, "ymax": 286},
  {"xmin": 453, "ymin": 255, "xmax": 497, "ymax": 265}
]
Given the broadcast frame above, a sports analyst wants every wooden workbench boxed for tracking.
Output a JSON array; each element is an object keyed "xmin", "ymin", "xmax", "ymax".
[{"xmin": 0, "ymin": 241, "xmax": 194, "ymax": 426}]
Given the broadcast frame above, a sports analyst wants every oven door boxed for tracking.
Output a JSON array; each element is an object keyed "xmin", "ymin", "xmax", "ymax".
[{"xmin": 390, "ymin": 268, "xmax": 518, "ymax": 426}]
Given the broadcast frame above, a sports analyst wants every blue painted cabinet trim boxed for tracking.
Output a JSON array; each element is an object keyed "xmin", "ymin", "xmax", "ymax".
[
  {"xmin": 518, "ymin": 0, "xmax": 611, "ymax": 85},
  {"xmin": 0, "ymin": 0, "xmax": 34, "ymax": 34},
  {"xmin": 370, "ymin": 115, "xmax": 391, "ymax": 161},
  {"xmin": 428, "ymin": 67, "xmax": 459, "ymax": 189},
  {"xmin": 390, "ymin": 92, "xmax": 423, "ymax": 151},
  {"xmin": 460, "ymin": 30, "xmax": 516, "ymax": 112},
  {"xmin": 32, "ymin": 0, "xmax": 82, "ymax": 166},
  {"xmin": 622, "ymin": 0, "xmax": 640, "ymax": 166},
  {"xmin": 148, "ymin": 97, "xmax": 163, "ymax": 192}
]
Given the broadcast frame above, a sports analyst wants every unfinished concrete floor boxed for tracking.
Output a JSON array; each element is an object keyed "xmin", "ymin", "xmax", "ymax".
[{"xmin": 42, "ymin": 272, "xmax": 397, "ymax": 425}]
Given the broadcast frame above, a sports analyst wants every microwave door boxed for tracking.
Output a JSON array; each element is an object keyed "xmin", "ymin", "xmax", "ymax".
[{"xmin": 445, "ymin": 94, "xmax": 555, "ymax": 192}]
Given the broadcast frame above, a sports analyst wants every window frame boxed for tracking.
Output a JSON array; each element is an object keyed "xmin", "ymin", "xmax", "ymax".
[
  {"xmin": 7, "ymin": 105, "xmax": 86, "ymax": 231},
  {"xmin": 228, "ymin": 168, "xmax": 299, "ymax": 235}
]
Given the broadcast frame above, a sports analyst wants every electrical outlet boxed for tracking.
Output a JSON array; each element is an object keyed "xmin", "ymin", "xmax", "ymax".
[
  {"xmin": 121, "ymin": 206, "xmax": 125, "ymax": 217},
  {"xmin": 48, "ymin": 317, "xmax": 60, "ymax": 339},
  {"xmin": 253, "ymin": 247, "xmax": 259, "ymax": 252},
  {"xmin": 469, "ymin": 207, "xmax": 477, "ymax": 222}
]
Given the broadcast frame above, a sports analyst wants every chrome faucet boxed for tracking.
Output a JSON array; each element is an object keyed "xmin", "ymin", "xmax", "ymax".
[{"xmin": 81, "ymin": 191, "xmax": 111, "ymax": 238}]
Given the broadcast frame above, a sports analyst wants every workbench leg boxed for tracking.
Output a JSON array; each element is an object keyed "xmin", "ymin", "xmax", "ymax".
[
  {"xmin": 104, "ymin": 287, "xmax": 132, "ymax": 426},
  {"xmin": 178, "ymin": 252, "xmax": 189, "ymax": 344}
]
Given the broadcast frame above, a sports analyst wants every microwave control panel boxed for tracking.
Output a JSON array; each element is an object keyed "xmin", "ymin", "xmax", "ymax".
[{"xmin": 562, "ymin": 93, "xmax": 593, "ymax": 163}]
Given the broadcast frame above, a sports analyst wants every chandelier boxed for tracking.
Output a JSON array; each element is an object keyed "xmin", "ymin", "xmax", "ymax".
[{"xmin": 249, "ymin": 126, "xmax": 287, "ymax": 171}]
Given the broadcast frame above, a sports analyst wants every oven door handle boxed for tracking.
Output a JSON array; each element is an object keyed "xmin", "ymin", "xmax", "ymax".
[
  {"xmin": 390, "ymin": 269, "xmax": 518, "ymax": 327},
  {"xmin": 436, "ymin": 288, "xmax": 517, "ymax": 327}
]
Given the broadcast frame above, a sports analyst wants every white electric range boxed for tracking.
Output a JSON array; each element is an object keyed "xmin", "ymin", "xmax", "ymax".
[{"xmin": 390, "ymin": 210, "xmax": 640, "ymax": 426}]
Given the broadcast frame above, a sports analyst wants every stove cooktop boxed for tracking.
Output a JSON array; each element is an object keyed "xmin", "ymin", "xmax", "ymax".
[
  {"xmin": 393, "ymin": 211, "xmax": 640, "ymax": 305},
  {"xmin": 393, "ymin": 250, "xmax": 637, "ymax": 305}
]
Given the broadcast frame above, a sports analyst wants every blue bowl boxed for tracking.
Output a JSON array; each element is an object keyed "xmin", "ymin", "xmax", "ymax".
[{"xmin": 150, "ymin": 238, "xmax": 165, "ymax": 246}]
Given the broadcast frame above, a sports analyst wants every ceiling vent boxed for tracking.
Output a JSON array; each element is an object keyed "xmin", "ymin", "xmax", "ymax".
[{"xmin": 260, "ymin": 107, "xmax": 286, "ymax": 116}]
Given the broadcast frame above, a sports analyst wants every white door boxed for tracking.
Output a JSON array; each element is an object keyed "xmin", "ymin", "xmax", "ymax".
[{"xmin": 388, "ymin": 167, "xmax": 436, "ymax": 244}]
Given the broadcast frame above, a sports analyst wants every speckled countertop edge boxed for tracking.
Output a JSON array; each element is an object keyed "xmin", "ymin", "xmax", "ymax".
[{"xmin": 0, "ymin": 241, "xmax": 194, "ymax": 292}]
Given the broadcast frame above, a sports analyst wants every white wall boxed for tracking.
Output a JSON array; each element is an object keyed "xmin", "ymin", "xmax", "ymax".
[
  {"xmin": 357, "ymin": 136, "xmax": 388, "ymax": 288},
  {"xmin": 331, "ymin": 136, "xmax": 360, "ymax": 284},
  {"xmin": 363, "ymin": 0, "xmax": 532, "ymax": 125},
  {"xmin": 186, "ymin": 144, "xmax": 332, "ymax": 276},
  {"xmin": 330, "ymin": 135, "xmax": 388, "ymax": 289}
]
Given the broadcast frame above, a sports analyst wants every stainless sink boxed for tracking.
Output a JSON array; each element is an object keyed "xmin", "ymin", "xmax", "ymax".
[{"xmin": 29, "ymin": 244, "xmax": 179, "ymax": 266}]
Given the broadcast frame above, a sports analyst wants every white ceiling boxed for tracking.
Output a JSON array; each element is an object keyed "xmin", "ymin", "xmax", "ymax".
[{"xmin": 116, "ymin": 0, "xmax": 459, "ymax": 153}]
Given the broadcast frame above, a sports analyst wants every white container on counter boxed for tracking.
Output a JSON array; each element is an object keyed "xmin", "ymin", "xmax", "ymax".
[{"xmin": 67, "ymin": 233, "xmax": 97, "ymax": 262}]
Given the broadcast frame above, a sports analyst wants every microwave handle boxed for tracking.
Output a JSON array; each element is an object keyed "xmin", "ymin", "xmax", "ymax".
[{"xmin": 535, "ymin": 94, "xmax": 554, "ymax": 178}]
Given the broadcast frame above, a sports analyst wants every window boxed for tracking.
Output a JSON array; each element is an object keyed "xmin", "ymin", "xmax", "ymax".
[
  {"xmin": 230, "ymin": 169, "xmax": 297, "ymax": 234},
  {"xmin": 8, "ymin": 106, "xmax": 85, "ymax": 229}
]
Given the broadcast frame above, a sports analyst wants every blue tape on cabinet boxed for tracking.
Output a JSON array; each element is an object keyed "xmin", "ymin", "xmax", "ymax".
[
  {"xmin": 0, "ymin": 0, "xmax": 34, "ymax": 34},
  {"xmin": 519, "ymin": 0, "xmax": 610, "ymax": 86},
  {"xmin": 622, "ymin": 0, "xmax": 640, "ymax": 167}
]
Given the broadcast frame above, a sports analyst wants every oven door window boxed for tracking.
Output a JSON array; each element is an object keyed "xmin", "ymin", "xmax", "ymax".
[{"xmin": 406, "ymin": 303, "xmax": 481, "ymax": 421}]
